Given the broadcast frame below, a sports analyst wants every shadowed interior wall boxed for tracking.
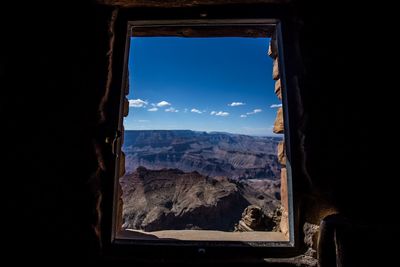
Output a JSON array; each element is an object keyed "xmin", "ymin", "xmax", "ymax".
[{"xmin": 1, "ymin": 1, "xmax": 397, "ymax": 266}]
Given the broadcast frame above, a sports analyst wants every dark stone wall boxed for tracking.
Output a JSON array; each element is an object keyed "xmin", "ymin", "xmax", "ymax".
[
  {"xmin": 1, "ymin": 1, "xmax": 112, "ymax": 264},
  {"xmin": 293, "ymin": 2, "xmax": 398, "ymax": 266},
  {"xmin": 1, "ymin": 1, "xmax": 398, "ymax": 266}
]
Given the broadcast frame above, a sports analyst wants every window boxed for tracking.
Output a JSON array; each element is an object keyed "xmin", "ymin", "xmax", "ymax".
[{"xmin": 106, "ymin": 17, "xmax": 296, "ymax": 256}]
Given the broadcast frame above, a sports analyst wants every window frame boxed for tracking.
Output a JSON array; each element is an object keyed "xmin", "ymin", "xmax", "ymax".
[{"xmin": 102, "ymin": 8, "xmax": 301, "ymax": 260}]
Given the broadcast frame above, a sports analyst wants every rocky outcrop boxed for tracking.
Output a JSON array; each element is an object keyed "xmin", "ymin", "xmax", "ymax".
[
  {"xmin": 235, "ymin": 205, "xmax": 266, "ymax": 231},
  {"xmin": 235, "ymin": 205, "xmax": 281, "ymax": 232},
  {"xmin": 121, "ymin": 167, "xmax": 281, "ymax": 231},
  {"xmin": 121, "ymin": 167, "xmax": 247, "ymax": 231}
]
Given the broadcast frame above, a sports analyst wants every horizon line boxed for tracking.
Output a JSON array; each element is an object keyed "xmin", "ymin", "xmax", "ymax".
[{"xmin": 124, "ymin": 129, "xmax": 282, "ymax": 138}]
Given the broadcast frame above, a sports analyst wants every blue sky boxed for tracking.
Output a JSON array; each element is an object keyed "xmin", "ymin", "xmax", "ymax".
[{"xmin": 124, "ymin": 37, "xmax": 282, "ymax": 136}]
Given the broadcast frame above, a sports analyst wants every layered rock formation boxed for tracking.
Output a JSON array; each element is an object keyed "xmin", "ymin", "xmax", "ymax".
[
  {"xmin": 123, "ymin": 130, "xmax": 282, "ymax": 180},
  {"xmin": 120, "ymin": 130, "xmax": 283, "ymax": 232},
  {"xmin": 235, "ymin": 205, "xmax": 266, "ymax": 231},
  {"xmin": 121, "ymin": 167, "xmax": 281, "ymax": 231},
  {"xmin": 234, "ymin": 205, "xmax": 282, "ymax": 232}
]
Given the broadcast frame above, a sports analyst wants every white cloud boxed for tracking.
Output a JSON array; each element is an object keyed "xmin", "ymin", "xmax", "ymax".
[
  {"xmin": 165, "ymin": 107, "xmax": 179, "ymax": 113},
  {"xmin": 246, "ymin": 109, "xmax": 263, "ymax": 115},
  {"xmin": 191, "ymin": 108, "xmax": 202, "ymax": 114},
  {"xmin": 228, "ymin": 102, "xmax": 245, "ymax": 107},
  {"xmin": 147, "ymin": 107, "xmax": 158, "ymax": 112},
  {"xmin": 129, "ymin": 99, "xmax": 148, "ymax": 108},
  {"xmin": 156, "ymin": 101, "xmax": 171, "ymax": 107},
  {"xmin": 270, "ymin": 104, "xmax": 282, "ymax": 108},
  {"xmin": 210, "ymin": 111, "xmax": 229, "ymax": 116},
  {"xmin": 240, "ymin": 115, "xmax": 247, "ymax": 118},
  {"xmin": 217, "ymin": 111, "xmax": 229, "ymax": 116}
]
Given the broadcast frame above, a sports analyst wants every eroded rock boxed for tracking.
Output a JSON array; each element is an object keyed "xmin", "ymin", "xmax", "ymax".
[{"xmin": 235, "ymin": 205, "xmax": 282, "ymax": 232}]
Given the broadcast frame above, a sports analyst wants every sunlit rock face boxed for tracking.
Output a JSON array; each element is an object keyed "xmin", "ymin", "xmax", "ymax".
[{"xmin": 121, "ymin": 167, "xmax": 281, "ymax": 231}]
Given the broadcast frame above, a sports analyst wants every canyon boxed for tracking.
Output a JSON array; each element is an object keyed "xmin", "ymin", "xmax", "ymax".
[{"xmin": 120, "ymin": 130, "xmax": 282, "ymax": 231}]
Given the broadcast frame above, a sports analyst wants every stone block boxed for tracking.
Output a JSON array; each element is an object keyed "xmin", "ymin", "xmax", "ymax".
[
  {"xmin": 268, "ymin": 35, "xmax": 278, "ymax": 58},
  {"xmin": 273, "ymin": 107, "xmax": 284, "ymax": 134},
  {"xmin": 273, "ymin": 58, "xmax": 280, "ymax": 80},
  {"xmin": 275, "ymin": 79, "xmax": 282, "ymax": 100}
]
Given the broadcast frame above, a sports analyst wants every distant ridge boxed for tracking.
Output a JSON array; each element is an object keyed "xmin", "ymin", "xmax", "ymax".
[
  {"xmin": 125, "ymin": 129, "xmax": 282, "ymax": 138},
  {"xmin": 123, "ymin": 129, "xmax": 281, "ymax": 180}
]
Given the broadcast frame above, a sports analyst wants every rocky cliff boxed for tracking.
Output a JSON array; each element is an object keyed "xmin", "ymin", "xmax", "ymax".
[{"xmin": 121, "ymin": 167, "xmax": 280, "ymax": 231}]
